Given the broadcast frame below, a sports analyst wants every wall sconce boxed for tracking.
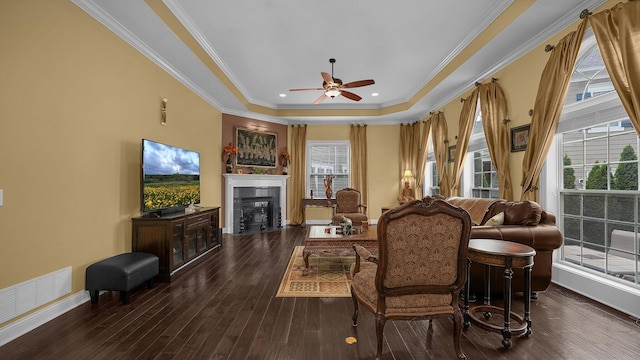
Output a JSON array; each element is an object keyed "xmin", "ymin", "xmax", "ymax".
[{"xmin": 161, "ymin": 98, "xmax": 168, "ymax": 125}]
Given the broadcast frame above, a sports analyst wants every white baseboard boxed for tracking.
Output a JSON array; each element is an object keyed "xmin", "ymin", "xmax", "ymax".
[{"xmin": 0, "ymin": 291, "xmax": 89, "ymax": 347}]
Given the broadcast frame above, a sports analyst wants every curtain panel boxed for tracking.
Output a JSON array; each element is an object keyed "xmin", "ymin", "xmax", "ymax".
[
  {"xmin": 479, "ymin": 82, "xmax": 513, "ymax": 200},
  {"xmin": 450, "ymin": 89, "xmax": 479, "ymax": 196},
  {"xmin": 589, "ymin": 1, "xmax": 640, "ymax": 135},
  {"xmin": 415, "ymin": 119, "xmax": 432, "ymax": 199},
  {"xmin": 350, "ymin": 124, "xmax": 369, "ymax": 211},
  {"xmin": 431, "ymin": 112, "xmax": 452, "ymax": 197},
  {"xmin": 399, "ymin": 122, "xmax": 420, "ymax": 197},
  {"xmin": 521, "ymin": 20, "xmax": 587, "ymax": 201},
  {"xmin": 289, "ymin": 125, "xmax": 307, "ymax": 224}
]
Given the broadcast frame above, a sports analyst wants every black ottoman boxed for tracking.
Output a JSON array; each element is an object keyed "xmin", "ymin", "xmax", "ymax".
[{"xmin": 85, "ymin": 252, "xmax": 159, "ymax": 304}]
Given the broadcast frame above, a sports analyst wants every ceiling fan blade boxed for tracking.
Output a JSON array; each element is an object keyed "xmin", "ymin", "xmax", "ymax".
[
  {"xmin": 340, "ymin": 90, "xmax": 362, "ymax": 102},
  {"xmin": 313, "ymin": 93, "xmax": 327, "ymax": 105},
  {"xmin": 342, "ymin": 79, "xmax": 375, "ymax": 88},
  {"xmin": 289, "ymin": 87, "xmax": 325, "ymax": 91},
  {"xmin": 321, "ymin": 72, "xmax": 334, "ymax": 84}
]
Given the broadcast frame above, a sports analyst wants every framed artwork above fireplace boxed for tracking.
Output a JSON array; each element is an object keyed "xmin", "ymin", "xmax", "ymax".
[{"xmin": 235, "ymin": 127, "xmax": 277, "ymax": 168}]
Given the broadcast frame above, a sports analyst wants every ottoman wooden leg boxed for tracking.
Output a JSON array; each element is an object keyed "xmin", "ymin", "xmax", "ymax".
[
  {"xmin": 120, "ymin": 291, "xmax": 130, "ymax": 305},
  {"xmin": 90, "ymin": 290, "xmax": 99, "ymax": 304}
]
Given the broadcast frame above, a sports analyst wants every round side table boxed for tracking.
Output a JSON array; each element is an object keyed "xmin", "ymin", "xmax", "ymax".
[{"xmin": 463, "ymin": 239, "xmax": 536, "ymax": 348}]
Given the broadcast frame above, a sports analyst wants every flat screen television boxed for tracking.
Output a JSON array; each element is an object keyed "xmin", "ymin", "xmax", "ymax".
[{"xmin": 141, "ymin": 139, "xmax": 200, "ymax": 215}]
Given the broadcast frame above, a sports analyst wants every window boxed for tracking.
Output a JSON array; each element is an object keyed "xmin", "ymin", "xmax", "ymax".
[
  {"xmin": 306, "ymin": 141, "xmax": 349, "ymax": 198},
  {"xmin": 424, "ymin": 158, "xmax": 440, "ymax": 196},
  {"xmin": 467, "ymin": 107, "xmax": 499, "ymax": 199},
  {"xmin": 556, "ymin": 29, "xmax": 640, "ymax": 286},
  {"xmin": 472, "ymin": 149, "xmax": 499, "ymax": 198}
]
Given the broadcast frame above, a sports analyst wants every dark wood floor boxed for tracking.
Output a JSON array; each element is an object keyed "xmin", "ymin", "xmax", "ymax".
[{"xmin": 2, "ymin": 226, "xmax": 640, "ymax": 360}]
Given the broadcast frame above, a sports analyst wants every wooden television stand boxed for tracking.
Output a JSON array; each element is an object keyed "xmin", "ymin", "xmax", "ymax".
[{"xmin": 132, "ymin": 207, "xmax": 221, "ymax": 282}]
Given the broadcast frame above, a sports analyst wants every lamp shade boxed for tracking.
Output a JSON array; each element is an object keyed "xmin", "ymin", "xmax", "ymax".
[
  {"xmin": 403, "ymin": 169, "xmax": 414, "ymax": 179},
  {"xmin": 325, "ymin": 88, "xmax": 341, "ymax": 98}
]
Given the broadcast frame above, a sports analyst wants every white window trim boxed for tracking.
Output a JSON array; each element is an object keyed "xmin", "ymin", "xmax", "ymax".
[{"xmin": 305, "ymin": 140, "xmax": 350, "ymax": 198}]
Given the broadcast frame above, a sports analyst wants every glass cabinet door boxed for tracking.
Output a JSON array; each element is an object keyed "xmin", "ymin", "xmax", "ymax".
[
  {"xmin": 198, "ymin": 225, "xmax": 208, "ymax": 251},
  {"xmin": 209, "ymin": 211, "xmax": 220, "ymax": 248},
  {"xmin": 172, "ymin": 222, "xmax": 185, "ymax": 269},
  {"xmin": 187, "ymin": 230, "xmax": 198, "ymax": 258}
]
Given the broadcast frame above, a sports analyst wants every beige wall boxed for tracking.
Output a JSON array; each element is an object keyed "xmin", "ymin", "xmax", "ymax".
[{"xmin": 0, "ymin": 0, "xmax": 222, "ymax": 322}]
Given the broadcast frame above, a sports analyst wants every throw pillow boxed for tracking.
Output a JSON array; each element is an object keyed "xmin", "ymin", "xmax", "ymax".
[{"xmin": 485, "ymin": 212, "xmax": 504, "ymax": 226}]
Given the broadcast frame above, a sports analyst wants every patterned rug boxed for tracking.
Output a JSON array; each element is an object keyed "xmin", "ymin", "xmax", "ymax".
[{"xmin": 276, "ymin": 246, "xmax": 355, "ymax": 297}]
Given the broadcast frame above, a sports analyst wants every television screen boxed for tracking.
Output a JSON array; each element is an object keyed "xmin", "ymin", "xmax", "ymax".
[{"xmin": 141, "ymin": 139, "xmax": 200, "ymax": 214}]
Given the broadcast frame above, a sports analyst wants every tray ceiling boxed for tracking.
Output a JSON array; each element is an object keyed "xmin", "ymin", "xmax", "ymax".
[{"xmin": 73, "ymin": 0, "xmax": 606, "ymax": 124}]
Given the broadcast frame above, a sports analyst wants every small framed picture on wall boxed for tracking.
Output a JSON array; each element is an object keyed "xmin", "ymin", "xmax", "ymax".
[
  {"xmin": 448, "ymin": 145, "xmax": 456, "ymax": 163},
  {"xmin": 511, "ymin": 124, "xmax": 530, "ymax": 152}
]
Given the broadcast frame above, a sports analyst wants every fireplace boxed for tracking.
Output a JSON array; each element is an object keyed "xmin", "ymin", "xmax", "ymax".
[
  {"xmin": 223, "ymin": 174, "xmax": 288, "ymax": 234},
  {"xmin": 234, "ymin": 187, "xmax": 279, "ymax": 233}
]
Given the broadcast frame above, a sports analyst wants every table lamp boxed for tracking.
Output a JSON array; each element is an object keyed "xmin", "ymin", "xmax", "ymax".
[{"xmin": 402, "ymin": 169, "xmax": 414, "ymax": 187}]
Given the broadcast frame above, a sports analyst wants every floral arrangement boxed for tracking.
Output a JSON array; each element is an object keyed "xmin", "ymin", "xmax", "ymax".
[
  {"xmin": 224, "ymin": 143, "xmax": 237, "ymax": 155},
  {"xmin": 280, "ymin": 148, "xmax": 291, "ymax": 167}
]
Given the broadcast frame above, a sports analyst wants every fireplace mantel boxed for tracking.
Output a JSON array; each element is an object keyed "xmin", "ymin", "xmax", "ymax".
[{"xmin": 223, "ymin": 174, "xmax": 288, "ymax": 233}]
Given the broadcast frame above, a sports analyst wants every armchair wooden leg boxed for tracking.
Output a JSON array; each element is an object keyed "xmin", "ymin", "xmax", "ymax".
[
  {"xmin": 453, "ymin": 308, "xmax": 467, "ymax": 359},
  {"xmin": 375, "ymin": 314, "xmax": 386, "ymax": 360},
  {"xmin": 351, "ymin": 288, "xmax": 359, "ymax": 327}
]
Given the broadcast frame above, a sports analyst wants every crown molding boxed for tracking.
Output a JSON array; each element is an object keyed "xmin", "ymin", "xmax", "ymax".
[
  {"xmin": 72, "ymin": 0, "xmax": 226, "ymax": 112},
  {"xmin": 426, "ymin": 0, "xmax": 608, "ymax": 114},
  {"xmin": 403, "ymin": 0, "xmax": 515, "ymax": 104}
]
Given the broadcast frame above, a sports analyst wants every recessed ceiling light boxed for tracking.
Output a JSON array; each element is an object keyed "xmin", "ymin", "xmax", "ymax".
[
  {"xmin": 279, "ymin": 93, "xmax": 286, "ymax": 97},
  {"xmin": 371, "ymin": 93, "xmax": 379, "ymax": 97}
]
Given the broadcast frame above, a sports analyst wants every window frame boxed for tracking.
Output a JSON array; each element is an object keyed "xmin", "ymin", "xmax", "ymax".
[
  {"xmin": 548, "ymin": 29, "xmax": 640, "ymax": 306},
  {"xmin": 306, "ymin": 140, "xmax": 350, "ymax": 199}
]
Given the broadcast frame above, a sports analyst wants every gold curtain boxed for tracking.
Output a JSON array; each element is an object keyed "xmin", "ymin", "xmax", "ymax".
[
  {"xmin": 450, "ymin": 89, "xmax": 479, "ymax": 196},
  {"xmin": 415, "ymin": 119, "xmax": 432, "ymax": 199},
  {"xmin": 431, "ymin": 112, "xmax": 451, "ymax": 196},
  {"xmin": 350, "ymin": 124, "xmax": 369, "ymax": 210},
  {"xmin": 589, "ymin": 1, "xmax": 640, "ymax": 134},
  {"xmin": 399, "ymin": 122, "xmax": 420, "ymax": 195},
  {"xmin": 289, "ymin": 124, "xmax": 307, "ymax": 225},
  {"xmin": 479, "ymin": 82, "xmax": 513, "ymax": 200},
  {"xmin": 521, "ymin": 20, "xmax": 587, "ymax": 201}
]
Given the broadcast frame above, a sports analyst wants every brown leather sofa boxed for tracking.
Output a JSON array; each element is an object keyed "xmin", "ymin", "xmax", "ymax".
[{"xmin": 443, "ymin": 196, "xmax": 563, "ymax": 296}]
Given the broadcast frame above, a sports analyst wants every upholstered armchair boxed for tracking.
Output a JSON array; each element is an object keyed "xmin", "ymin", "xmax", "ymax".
[
  {"xmin": 331, "ymin": 187, "xmax": 368, "ymax": 231},
  {"xmin": 350, "ymin": 197, "xmax": 472, "ymax": 360}
]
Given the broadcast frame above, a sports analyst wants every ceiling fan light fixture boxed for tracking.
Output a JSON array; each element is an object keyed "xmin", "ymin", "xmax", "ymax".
[
  {"xmin": 289, "ymin": 58, "xmax": 374, "ymax": 104},
  {"xmin": 325, "ymin": 88, "xmax": 341, "ymax": 98}
]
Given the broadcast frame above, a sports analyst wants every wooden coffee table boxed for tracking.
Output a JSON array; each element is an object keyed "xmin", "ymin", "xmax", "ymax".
[{"xmin": 303, "ymin": 225, "xmax": 378, "ymax": 276}]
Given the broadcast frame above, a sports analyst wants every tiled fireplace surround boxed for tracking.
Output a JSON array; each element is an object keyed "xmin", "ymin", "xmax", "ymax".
[{"xmin": 223, "ymin": 174, "xmax": 288, "ymax": 234}]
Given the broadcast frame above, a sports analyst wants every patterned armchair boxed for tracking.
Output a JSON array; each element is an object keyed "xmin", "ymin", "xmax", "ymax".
[
  {"xmin": 350, "ymin": 197, "xmax": 472, "ymax": 360},
  {"xmin": 331, "ymin": 187, "xmax": 368, "ymax": 230}
]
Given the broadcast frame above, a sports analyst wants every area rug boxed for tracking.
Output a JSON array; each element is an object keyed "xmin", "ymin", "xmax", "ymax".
[{"xmin": 276, "ymin": 246, "xmax": 355, "ymax": 297}]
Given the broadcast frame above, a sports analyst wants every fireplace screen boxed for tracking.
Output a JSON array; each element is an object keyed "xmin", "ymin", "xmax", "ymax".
[{"xmin": 233, "ymin": 187, "xmax": 280, "ymax": 233}]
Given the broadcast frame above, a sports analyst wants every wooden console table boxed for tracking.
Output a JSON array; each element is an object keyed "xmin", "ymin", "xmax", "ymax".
[
  {"xmin": 301, "ymin": 198, "xmax": 336, "ymax": 226},
  {"xmin": 463, "ymin": 239, "xmax": 536, "ymax": 349}
]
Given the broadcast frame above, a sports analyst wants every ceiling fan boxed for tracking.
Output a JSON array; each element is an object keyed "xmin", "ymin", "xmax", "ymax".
[{"xmin": 289, "ymin": 58, "xmax": 375, "ymax": 105}]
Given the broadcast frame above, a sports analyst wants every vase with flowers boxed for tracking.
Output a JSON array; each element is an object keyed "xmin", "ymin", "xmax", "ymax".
[
  {"xmin": 223, "ymin": 143, "xmax": 237, "ymax": 173},
  {"xmin": 280, "ymin": 148, "xmax": 291, "ymax": 175}
]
